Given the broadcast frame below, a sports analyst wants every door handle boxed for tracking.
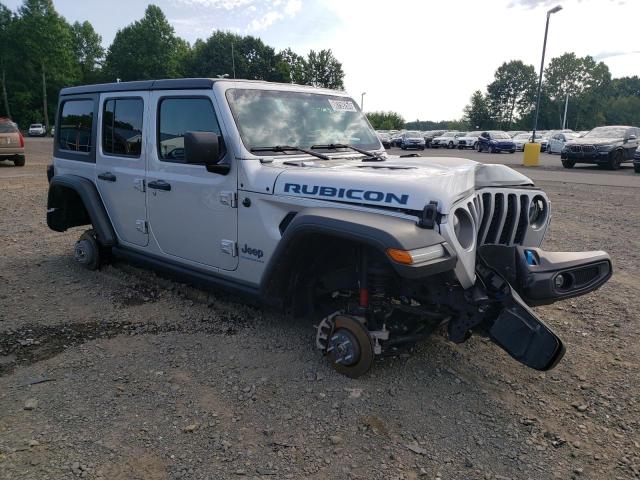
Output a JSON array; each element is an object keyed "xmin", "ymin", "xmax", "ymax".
[
  {"xmin": 98, "ymin": 172, "xmax": 116, "ymax": 182},
  {"xmin": 148, "ymin": 180, "xmax": 171, "ymax": 191}
]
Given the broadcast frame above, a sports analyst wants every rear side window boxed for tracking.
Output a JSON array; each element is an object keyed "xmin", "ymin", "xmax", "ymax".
[
  {"xmin": 158, "ymin": 97, "xmax": 221, "ymax": 162},
  {"xmin": 102, "ymin": 98, "xmax": 144, "ymax": 157},
  {"xmin": 0, "ymin": 122, "xmax": 17, "ymax": 133},
  {"xmin": 58, "ymin": 100, "xmax": 93, "ymax": 153}
]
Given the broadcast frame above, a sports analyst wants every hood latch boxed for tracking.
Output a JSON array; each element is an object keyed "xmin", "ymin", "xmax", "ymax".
[{"xmin": 417, "ymin": 201, "xmax": 438, "ymax": 229}]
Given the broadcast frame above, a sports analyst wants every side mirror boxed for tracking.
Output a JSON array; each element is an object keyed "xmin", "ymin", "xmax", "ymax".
[{"xmin": 184, "ymin": 131, "xmax": 230, "ymax": 174}]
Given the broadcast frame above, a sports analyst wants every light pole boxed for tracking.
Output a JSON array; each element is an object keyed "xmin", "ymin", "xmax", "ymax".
[
  {"xmin": 531, "ymin": 5, "xmax": 562, "ymax": 142},
  {"xmin": 361, "ymin": 92, "xmax": 366, "ymax": 111}
]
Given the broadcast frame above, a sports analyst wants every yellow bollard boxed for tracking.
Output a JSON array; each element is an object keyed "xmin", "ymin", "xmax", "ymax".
[{"xmin": 523, "ymin": 142, "xmax": 541, "ymax": 167}]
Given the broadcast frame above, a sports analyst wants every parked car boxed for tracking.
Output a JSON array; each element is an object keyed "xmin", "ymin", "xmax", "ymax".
[
  {"xmin": 548, "ymin": 132, "xmax": 579, "ymax": 154},
  {"xmin": 0, "ymin": 118, "xmax": 25, "ymax": 166},
  {"xmin": 513, "ymin": 133, "xmax": 531, "ymax": 151},
  {"xmin": 28, "ymin": 123, "xmax": 46, "ymax": 136},
  {"xmin": 633, "ymin": 147, "xmax": 640, "ymax": 174},
  {"xmin": 422, "ymin": 130, "xmax": 444, "ymax": 148},
  {"xmin": 476, "ymin": 131, "xmax": 516, "ymax": 153},
  {"xmin": 507, "ymin": 130, "xmax": 527, "ymax": 138},
  {"xmin": 431, "ymin": 131, "xmax": 463, "ymax": 149},
  {"xmin": 377, "ymin": 132, "xmax": 391, "ymax": 149},
  {"xmin": 561, "ymin": 125, "xmax": 639, "ymax": 169},
  {"xmin": 400, "ymin": 131, "xmax": 426, "ymax": 150},
  {"xmin": 390, "ymin": 132, "xmax": 404, "ymax": 148},
  {"xmin": 457, "ymin": 131, "xmax": 482, "ymax": 149},
  {"xmin": 45, "ymin": 78, "xmax": 612, "ymax": 378}
]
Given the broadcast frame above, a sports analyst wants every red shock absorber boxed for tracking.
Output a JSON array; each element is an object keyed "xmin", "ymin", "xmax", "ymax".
[{"xmin": 359, "ymin": 247, "xmax": 369, "ymax": 308}]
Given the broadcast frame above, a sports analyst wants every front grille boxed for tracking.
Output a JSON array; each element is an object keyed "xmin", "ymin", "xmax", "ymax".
[
  {"xmin": 472, "ymin": 189, "xmax": 548, "ymax": 247},
  {"xmin": 570, "ymin": 145, "xmax": 582, "ymax": 153},
  {"xmin": 582, "ymin": 145, "xmax": 596, "ymax": 153}
]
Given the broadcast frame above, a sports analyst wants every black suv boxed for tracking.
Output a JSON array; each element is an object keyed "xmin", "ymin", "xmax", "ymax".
[{"xmin": 561, "ymin": 125, "xmax": 639, "ymax": 170}]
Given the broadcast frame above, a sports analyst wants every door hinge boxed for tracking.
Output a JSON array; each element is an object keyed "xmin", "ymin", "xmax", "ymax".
[
  {"xmin": 220, "ymin": 239, "xmax": 237, "ymax": 257},
  {"xmin": 134, "ymin": 178, "xmax": 146, "ymax": 192},
  {"xmin": 135, "ymin": 219, "xmax": 148, "ymax": 234},
  {"xmin": 220, "ymin": 191, "xmax": 237, "ymax": 208}
]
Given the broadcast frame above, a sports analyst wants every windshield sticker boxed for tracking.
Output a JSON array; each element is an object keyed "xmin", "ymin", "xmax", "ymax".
[{"xmin": 328, "ymin": 99, "xmax": 357, "ymax": 112}]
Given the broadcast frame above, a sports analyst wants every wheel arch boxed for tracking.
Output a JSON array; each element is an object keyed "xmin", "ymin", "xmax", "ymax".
[
  {"xmin": 259, "ymin": 207, "xmax": 454, "ymax": 309},
  {"xmin": 47, "ymin": 174, "xmax": 117, "ymax": 246}
]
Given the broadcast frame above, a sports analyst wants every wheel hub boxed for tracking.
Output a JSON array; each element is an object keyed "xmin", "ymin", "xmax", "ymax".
[{"xmin": 328, "ymin": 329, "xmax": 360, "ymax": 366}]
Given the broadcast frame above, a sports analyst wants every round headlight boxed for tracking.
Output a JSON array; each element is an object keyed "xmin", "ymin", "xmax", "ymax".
[
  {"xmin": 453, "ymin": 208, "xmax": 474, "ymax": 249},
  {"xmin": 528, "ymin": 195, "xmax": 548, "ymax": 230}
]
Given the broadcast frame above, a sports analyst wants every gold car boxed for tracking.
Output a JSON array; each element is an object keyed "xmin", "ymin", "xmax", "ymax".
[{"xmin": 0, "ymin": 118, "xmax": 25, "ymax": 166}]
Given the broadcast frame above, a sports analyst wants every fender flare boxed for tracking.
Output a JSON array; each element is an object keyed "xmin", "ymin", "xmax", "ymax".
[
  {"xmin": 47, "ymin": 174, "xmax": 117, "ymax": 246},
  {"xmin": 259, "ymin": 207, "xmax": 456, "ymax": 298}
]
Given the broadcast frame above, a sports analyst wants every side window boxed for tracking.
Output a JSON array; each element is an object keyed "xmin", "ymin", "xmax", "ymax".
[
  {"xmin": 102, "ymin": 98, "xmax": 144, "ymax": 157},
  {"xmin": 58, "ymin": 100, "xmax": 93, "ymax": 152},
  {"xmin": 158, "ymin": 97, "xmax": 221, "ymax": 163}
]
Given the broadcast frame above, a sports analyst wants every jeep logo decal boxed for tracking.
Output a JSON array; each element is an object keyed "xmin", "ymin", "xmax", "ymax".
[
  {"xmin": 241, "ymin": 244, "xmax": 264, "ymax": 261},
  {"xmin": 283, "ymin": 183, "xmax": 409, "ymax": 206}
]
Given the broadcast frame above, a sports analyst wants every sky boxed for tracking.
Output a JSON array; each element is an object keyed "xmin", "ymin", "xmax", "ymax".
[{"xmin": 3, "ymin": 0, "xmax": 639, "ymax": 121}]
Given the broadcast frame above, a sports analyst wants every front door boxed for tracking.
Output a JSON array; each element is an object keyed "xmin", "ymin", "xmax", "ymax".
[
  {"xmin": 146, "ymin": 91, "xmax": 238, "ymax": 271},
  {"xmin": 95, "ymin": 92, "xmax": 149, "ymax": 247}
]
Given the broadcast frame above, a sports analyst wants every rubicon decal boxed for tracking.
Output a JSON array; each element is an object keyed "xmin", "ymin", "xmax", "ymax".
[{"xmin": 284, "ymin": 183, "xmax": 409, "ymax": 206}]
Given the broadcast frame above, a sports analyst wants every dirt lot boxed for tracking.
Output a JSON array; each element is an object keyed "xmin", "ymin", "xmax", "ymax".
[{"xmin": 1, "ymin": 139, "xmax": 639, "ymax": 480}]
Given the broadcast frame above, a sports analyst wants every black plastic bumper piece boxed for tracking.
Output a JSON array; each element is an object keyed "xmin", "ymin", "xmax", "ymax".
[
  {"xmin": 477, "ymin": 245, "xmax": 612, "ymax": 306},
  {"xmin": 489, "ymin": 289, "xmax": 565, "ymax": 371}
]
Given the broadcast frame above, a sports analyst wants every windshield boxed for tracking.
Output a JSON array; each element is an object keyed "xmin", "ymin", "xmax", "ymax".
[
  {"xmin": 442, "ymin": 132, "xmax": 456, "ymax": 137},
  {"xmin": 405, "ymin": 131, "xmax": 421, "ymax": 137},
  {"xmin": 30, "ymin": 124, "xmax": 42, "ymax": 128},
  {"xmin": 0, "ymin": 122, "xmax": 17, "ymax": 133},
  {"xmin": 514, "ymin": 133, "xmax": 530, "ymax": 140},
  {"xmin": 585, "ymin": 127, "xmax": 628, "ymax": 138},
  {"xmin": 226, "ymin": 89, "xmax": 380, "ymax": 151}
]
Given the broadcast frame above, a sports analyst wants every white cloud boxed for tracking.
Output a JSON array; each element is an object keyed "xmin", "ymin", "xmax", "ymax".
[
  {"xmin": 247, "ymin": 10, "xmax": 285, "ymax": 31},
  {"xmin": 175, "ymin": 0, "xmax": 255, "ymax": 9},
  {"xmin": 284, "ymin": 0, "xmax": 302, "ymax": 16}
]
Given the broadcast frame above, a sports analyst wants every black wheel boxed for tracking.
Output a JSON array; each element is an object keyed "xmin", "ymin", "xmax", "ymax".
[
  {"xmin": 420, "ymin": 146, "xmax": 425, "ymax": 150},
  {"xmin": 608, "ymin": 150, "xmax": 623, "ymax": 170},
  {"xmin": 509, "ymin": 150, "xmax": 515, "ymax": 154},
  {"xmin": 448, "ymin": 141, "xmax": 454, "ymax": 149},
  {"xmin": 634, "ymin": 163, "xmax": 640, "ymax": 174},
  {"xmin": 74, "ymin": 229, "xmax": 101, "ymax": 270},
  {"xmin": 401, "ymin": 146, "xmax": 406, "ymax": 150},
  {"xmin": 562, "ymin": 159, "xmax": 575, "ymax": 169},
  {"xmin": 326, "ymin": 315, "xmax": 374, "ymax": 379},
  {"xmin": 13, "ymin": 155, "xmax": 25, "ymax": 167},
  {"xmin": 476, "ymin": 143, "xmax": 483, "ymax": 152}
]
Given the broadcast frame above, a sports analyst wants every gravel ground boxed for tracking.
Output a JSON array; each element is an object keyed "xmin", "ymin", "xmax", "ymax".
[{"xmin": 0, "ymin": 140, "xmax": 639, "ymax": 480}]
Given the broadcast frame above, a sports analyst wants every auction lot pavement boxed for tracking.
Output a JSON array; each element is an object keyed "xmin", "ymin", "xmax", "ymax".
[{"xmin": 1, "ymin": 139, "xmax": 639, "ymax": 480}]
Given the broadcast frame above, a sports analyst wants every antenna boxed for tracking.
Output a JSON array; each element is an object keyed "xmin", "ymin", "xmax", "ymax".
[{"xmin": 231, "ymin": 41, "xmax": 236, "ymax": 79}]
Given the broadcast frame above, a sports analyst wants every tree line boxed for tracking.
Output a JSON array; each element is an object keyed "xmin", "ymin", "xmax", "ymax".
[
  {"xmin": 367, "ymin": 54, "xmax": 640, "ymax": 132},
  {"xmin": 0, "ymin": 0, "xmax": 345, "ymax": 129}
]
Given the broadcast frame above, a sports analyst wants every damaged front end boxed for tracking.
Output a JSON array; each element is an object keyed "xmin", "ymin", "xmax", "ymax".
[{"xmin": 440, "ymin": 178, "xmax": 612, "ymax": 371}]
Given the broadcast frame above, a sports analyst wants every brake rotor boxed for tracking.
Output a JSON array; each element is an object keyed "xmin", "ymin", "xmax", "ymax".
[{"xmin": 327, "ymin": 315, "xmax": 374, "ymax": 379}]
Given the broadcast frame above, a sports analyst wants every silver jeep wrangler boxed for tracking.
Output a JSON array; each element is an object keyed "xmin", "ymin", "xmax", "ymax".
[{"xmin": 46, "ymin": 79, "xmax": 612, "ymax": 378}]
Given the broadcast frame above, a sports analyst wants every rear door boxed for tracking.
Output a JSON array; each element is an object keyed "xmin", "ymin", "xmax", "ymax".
[{"xmin": 95, "ymin": 92, "xmax": 149, "ymax": 247}]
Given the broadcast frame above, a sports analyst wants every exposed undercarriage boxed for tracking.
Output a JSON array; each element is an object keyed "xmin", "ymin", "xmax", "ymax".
[{"xmin": 305, "ymin": 244, "xmax": 611, "ymax": 378}]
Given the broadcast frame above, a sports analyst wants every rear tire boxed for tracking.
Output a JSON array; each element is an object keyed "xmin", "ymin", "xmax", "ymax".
[
  {"xmin": 448, "ymin": 141, "xmax": 454, "ymax": 149},
  {"xmin": 74, "ymin": 229, "xmax": 101, "ymax": 271},
  {"xmin": 13, "ymin": 155, "xmax": 25, "ymax": 167},
  {"xmin": 562, "ymin": 159, "xmax": 575, "ymax": 169}
]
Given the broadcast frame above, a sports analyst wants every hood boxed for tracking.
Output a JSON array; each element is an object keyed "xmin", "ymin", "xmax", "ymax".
[
  {"xmin": 568, "ymin": 137, "xmax": 623, "ymax": 146},
  {"xmin": 272, "ymin": 156, "xmax": 533, "ymax": 214}
]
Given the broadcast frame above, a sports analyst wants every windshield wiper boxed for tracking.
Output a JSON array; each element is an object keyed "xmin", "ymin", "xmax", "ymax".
[
  {"xmin": 250, "ymin": 145, "xmax": 330, "ymax": 161},
  {"xmin": 311, "ymin": 143, "xmax": 385, "ymax": 162}
]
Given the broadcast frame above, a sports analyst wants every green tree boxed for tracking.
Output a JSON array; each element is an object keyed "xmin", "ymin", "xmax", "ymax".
[
  {"xmin": 366, "ymin": 111, "xmax": 405, "ymax": 130},
  {"xmin": 486, "ymin": 60, "xmax": 537, "ymax": 129},
  {"xmin": 104, "ymin": 5, "xmax": 189, "ymax": 81},
  {"xmin": 604, "ymin": 96, "xmax": 640, "ymax": 126},
  {"xmin": 189, "ymin": 31, "xmax": 285, "ymax": 81},
  {"xmin": 463, "ymin": 90, "xmax": 493, "ymax": 129},
  {"xmin": 8, "ymin": 0, "xmax": 78, "ymax": 129},
  {"xmin": 0, "ymin": 3, "xmax": 13, "ymax": 118},
  {"xmin": 305, "ymin": 49, "xmax": 344, "ymax": 89},
  {"xmin": 70, "ymin": 20, "xmax": 104, "ymax": 83},
  {"xmin": 543, "ymin": 53, "xmax": 611, "ymax": 128},
  {"xmin": 610, "ymin": 76, "xmax": 640, "ymax": 97},
  {"xmin": 275, "ymin": 47, "xmax": 307, "ymax": 84}
]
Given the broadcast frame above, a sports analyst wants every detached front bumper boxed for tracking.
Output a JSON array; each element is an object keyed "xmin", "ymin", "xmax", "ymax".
[{"xmin": 472, "ymin": 245, "xmax": 612, "ymax": 370}]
